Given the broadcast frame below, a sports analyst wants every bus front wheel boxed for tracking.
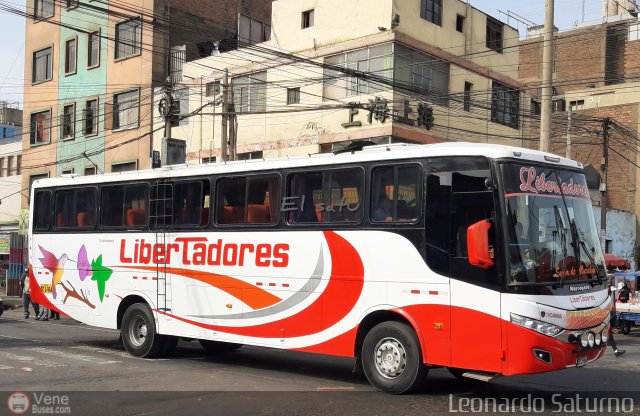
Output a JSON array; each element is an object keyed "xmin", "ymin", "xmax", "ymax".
[
  {"xmin": 361, "ymin": 321, "xmax": 427, "ymax": 394},
  {"xmin": 121, "ymin": 303, "xmax": 167, "ymax": 358}
]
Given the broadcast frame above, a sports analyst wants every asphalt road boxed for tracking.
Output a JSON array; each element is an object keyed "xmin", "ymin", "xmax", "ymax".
[{"xmin": 1, "ymin": 306, "xmax": 639, "ymax": 415}]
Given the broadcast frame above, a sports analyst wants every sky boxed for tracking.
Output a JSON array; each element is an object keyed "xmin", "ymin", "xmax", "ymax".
[{"xmin": 0, "ymin": 0, "xmax": 605, "ymax": 106}]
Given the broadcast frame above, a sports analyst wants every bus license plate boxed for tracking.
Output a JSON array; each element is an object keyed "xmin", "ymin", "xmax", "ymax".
[{"xmin": 576, "ymin": 356, "xmax": 587, "ymax": 367}]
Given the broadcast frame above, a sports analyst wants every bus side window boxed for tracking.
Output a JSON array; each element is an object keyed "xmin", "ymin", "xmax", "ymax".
[
  {"xmin": 371, "ymin": 165, "xmax": 421, "ymax": 223},
  {"xmin": 33, "ymin": 190, "xmax": 52, "ymax": 231},
  {"xmin": 425, "ymin": 172, "xmax": 452, "ymax": 275}
]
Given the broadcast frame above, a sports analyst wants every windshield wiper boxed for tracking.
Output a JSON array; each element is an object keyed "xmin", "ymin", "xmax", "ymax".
[
  {"xmin": 553, "ymin": 170, "xmax": 581, "ymax": 287},
  {"xmin": 577, "ymin": 235, "xmax": 604, "ymax": 285},
  {"xmin": 553, "ymin": 205, "xmax": 569, "ymax": 286}
]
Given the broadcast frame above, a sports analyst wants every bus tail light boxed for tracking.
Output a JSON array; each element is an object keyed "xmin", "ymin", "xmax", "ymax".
[{"xmin": 467, "ymin": 219, "xmax": 494, "ymax": 269}]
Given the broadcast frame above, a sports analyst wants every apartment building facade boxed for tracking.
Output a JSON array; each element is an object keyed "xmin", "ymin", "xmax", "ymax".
[
  {"xmin": 172, "ymin": 0, "xmax": 525, "ymax": 162},
  {"xmin": 22, "ymin": 0, "xmax": 272, "ymax": 207}
]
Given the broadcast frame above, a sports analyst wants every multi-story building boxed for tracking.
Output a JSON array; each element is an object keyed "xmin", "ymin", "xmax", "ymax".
[
  {"xmin": 0, "ymin": 102, "xmax": 23, "ymax": 232},
  {"xmin": 22, "ymin": 0, "xmax": 272, "ymax": 207},
  {"xmin": 519, "ymin": 0, "xmax": 640, "ymax": 264},
  {"xmin": 172, "ymin": 0, "xmax": 524, "ymax": 163}
]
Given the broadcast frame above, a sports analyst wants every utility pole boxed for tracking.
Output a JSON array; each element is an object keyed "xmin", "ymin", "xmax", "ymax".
[
  {"xmin": 220, "ymin": 69, "xmax": 229, "ymax": 163},
  {"xmin": 566, "ymin": 106, "xmax": 572, "ymax": 159},
  {"xmin": 540, "ymin": 0, "xmax": 555, "ymax": 152},
  {"xmin": 600, "ymin": 118, "xmax": 611, "ymax": 252},
  {"xmin": 228, "ymin": 85, "xmax": 237, "ymax": 161}
]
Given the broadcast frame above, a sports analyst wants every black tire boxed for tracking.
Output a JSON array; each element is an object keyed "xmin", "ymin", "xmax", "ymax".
[
  {"xmin": 361, "ymin": 321, "xmax": 428, "ymax": 394},
  {"xmin": 199, "ymin": 339, "xmax": 242, "ymax": 354},
  {"xmin": 121, "ymin": 303, "xmax": 167, "ymax": 358},
  {"xmin": 622, "ymin": 322, "xmax": 631, "ymax": 335}
]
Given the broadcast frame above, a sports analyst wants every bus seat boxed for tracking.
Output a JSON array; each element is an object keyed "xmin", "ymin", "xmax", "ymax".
[
  {"xmin": 56, "ymin": 213, "xmax": 65, "ymax": 227},
  {"xmin": 220, "ymin": 205, "xmax": 244, "ymax": 224},
  {"xmin": 77, "ymin": 211, "xmax": 89, "ymax": 228},
  {"xmin": 200, "ymin": 208, "xmax": 209, "ymax": 226},
  {"xmin": 247, "ymin": 204, "xmax": 270, "ymax": 224},
  {"xmin": 126, "ymin": 208, "xmax": 146, "ymax": 226}
]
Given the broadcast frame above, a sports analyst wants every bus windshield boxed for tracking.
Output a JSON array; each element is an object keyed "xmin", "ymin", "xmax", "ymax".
[{"xmin": 500, "ymin": 163, "xmax": 605, "ymax": 286}]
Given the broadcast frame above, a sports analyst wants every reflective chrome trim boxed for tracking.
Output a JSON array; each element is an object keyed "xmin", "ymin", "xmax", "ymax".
[{"xmin": 556, "ymin": 322, "xmax": 608, "ymax": 344}]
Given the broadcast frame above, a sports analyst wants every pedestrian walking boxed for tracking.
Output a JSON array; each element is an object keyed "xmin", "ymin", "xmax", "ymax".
[
  {"xmin": 609, "ymin": 279, "xmax": 626, "ymax": 357},
  {"xmin": 21, "ymin": 267, "xmax": 39, "ymax": 319},
  {"xmin": 49, "ymin": 309, "xmax": 60, "ymax": 320},
  {"xmin": 36, "ymin": 305, "xmax": 50, "ymax": 321}
]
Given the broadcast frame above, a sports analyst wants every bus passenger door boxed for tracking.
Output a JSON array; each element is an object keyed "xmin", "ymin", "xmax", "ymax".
[
  {"xmin": 150, "ymin": 181, "xmax": 174, "ymax": 319},
  {"xmin": 426, "ymin": 160, "xmax": 503, "ymax": 374},
  {"xmin": 449, "ymin": 178, "xmax": 502, "ymax": 373}
]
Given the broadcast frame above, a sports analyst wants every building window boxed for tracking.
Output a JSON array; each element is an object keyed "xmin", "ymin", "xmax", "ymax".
[
  {"xmin": 394, "ymin": 44, "xmax": 449, "ymax": 105},
  {"xmin": 115, "ymin": 18, "xmax": 142, "ymax": 60},
  {"xmin": 30, "ymin": 110, "xmax": 51, "ymax": 145},
  {"xmin": 202, "ymin": 156, "xmax": 216, "ymax": 164},
  {"xmin": 65, "ymin": 38, "xmax": 77, "ymax": 75},
  {"xmin": 0, "ymin": 158, "xmax": 4, "ymax": 177},
  {"xmin": 491, "ymin": 82, "xmax": 519, "ymax": 129},
  {"xmin": 7, "ymin": 156, "xmax": 14, "ymax": 176},
  {"xmin": 34, "ymin": 0, "xmax": 54, "ymax": 20},
  {"xmin": 65, "ymin": 0, "xmax": 78, "ymax": 9},
  {"xmin": 239, "ymin": 14, "xmax": 271, "ymax": 45},
  {"xmin": 32, "ymin": 46, "xmax": 52, "ymax": 83},
  {"xmin": 324, "ymin": 44, "xmax": 394, "ymax": 99},
  {"xmin": 531, "ymin": 100, "xmax": 541, "ymax": 116},
  {"xmin": 302, "ymin": 10, "xmax": 314, "ymax": 29},
  {"xmin": 16, "ymin": 155, "xmax": 21, "ymax": 175},
  {"xmin": 233, "ymin": 72, "xmax": 267, "ymax": 113},
  {"xmin": 84, "ymin": 166, "xmax": 96, "ymax": 176},
  {"xmin": 61, "ymin": 168, "xmax": 73, "ymax": 175},
  {"xmin": 237, "ymin": 151, "xmax": 263, "ymax": 161},
  {"xmin": 205, "ymin": 81, "xmax": 220, "ymax": 97},
  {"xmin": 88, "ymin": 31, "xmax": 100, "ymax": 68},
  {"xmin": 111, "ymin": 161, "xmax": 137, "ymax": 173},
  {"xmin": 463, "ymin": 81, "xmax": 472, "ymax": 112},
  {"xmin": 420, "ymin": 0, "xmax": 442, "ymax": 26},
  {"xmin": 287, "ymin": 87, "xmax": 300, "ymax": 105},
  {"xmin": 62, "ymin": 103, "xmax": 75, "ymax": 140},
  {"xmin": 486, "ymin": 17, "xmax": 504, "ymax": 53},
  {"xmin": 569, "ymin": 99, "xmax": 585, "ymax": 111},
  {"xmin": 630, "ymin": 21, "xmax": 640, "ymax": 42},
  {"xmin": 84, "ymin": 99, "xmax": 98, "ymax": 135},
  {"xmin": 113, "ymin": 90, "xmax": 139, "ymax": 130},
  {"xmin": 456, "ymin": 14, "xmax": 465, "ymax": 32}
]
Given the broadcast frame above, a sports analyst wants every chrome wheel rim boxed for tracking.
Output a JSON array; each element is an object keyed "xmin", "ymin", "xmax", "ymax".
[
  {"xmin": 128, "ymin": 315, "xmax": 148, "ymax": 347},
  {"xmin": 374, "ymin": 337, "xmax": 407, "ymax": 379}
]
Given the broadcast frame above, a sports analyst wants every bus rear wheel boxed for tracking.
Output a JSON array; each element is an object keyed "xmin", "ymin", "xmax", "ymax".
[
  {"xmin": 361, "ymin": 321, "xmax": 427, "ymax": 394},
  {"xmin": 199, "ymin": 339, "xmax": 242, "ymax": 354},
  {"xmin": 121, "ymin": 303, "xmax": 167, "ymax": 358}
]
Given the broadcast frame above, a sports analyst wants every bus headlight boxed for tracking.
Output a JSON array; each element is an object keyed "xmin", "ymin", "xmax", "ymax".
[
  {"xmin": 510, "ymin": 313, "xmax": 563, "ymax": 337},
  {"xmin": 601, "ymin": 329, "xmax": 609, "ymax": 344},
  {"xmin": 587, "ymin": 332, "xmax": 595, "ymax": 347},
  {"xmin": 580, "ymin": 335, "xmax": 589, "ymax": 348},
  {"xmin": 594, "ymin": 332, "xmax": 601, "ymax": 346}
]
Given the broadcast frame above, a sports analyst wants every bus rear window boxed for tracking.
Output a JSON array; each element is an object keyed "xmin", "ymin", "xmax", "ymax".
[
  {"xmin": 33, "ymin": 190, "xmax": 51, "ymax": 231},
  {"xmin": 286, "ymin": 168, "xmax": 363, "ymax": 224},
  {"xmin": 53, "ymin": 188, "xmax": 97, "ymax": 230}
]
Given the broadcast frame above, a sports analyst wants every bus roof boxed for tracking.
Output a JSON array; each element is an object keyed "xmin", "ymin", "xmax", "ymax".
[{"xmin": 32, "ymin": 142, "xmax": 581, "ymax": 189}]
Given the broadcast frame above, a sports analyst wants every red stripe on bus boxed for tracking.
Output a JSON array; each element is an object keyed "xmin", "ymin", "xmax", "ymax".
[
  {"xmin": 411, "ymin": 290, "xmax": 420, "ymax": 294},
  {"xmin": 158, "ymin": 231, "xmax": 365, "ymax": 338},
  {"xmin": 429, "ymin": 291, "xmax": 438, "ymax": 295},
  {"xmin": 269, "ymin": 283, "xmax": 276, "ymax": 287},
  {"xmin": 120, "ymin": 265, "xmax": 281, "ymax": 310}
]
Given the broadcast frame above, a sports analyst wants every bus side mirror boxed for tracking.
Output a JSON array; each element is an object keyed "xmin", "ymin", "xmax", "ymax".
[{"xmin": 467, "ymin": 219, "xmax": 494, "ymax": 269}]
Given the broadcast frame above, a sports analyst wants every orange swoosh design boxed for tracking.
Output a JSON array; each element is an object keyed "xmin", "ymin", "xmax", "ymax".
[{"xmin": 119, "ymin": 266, "xmax": 282, "ymax": 310}]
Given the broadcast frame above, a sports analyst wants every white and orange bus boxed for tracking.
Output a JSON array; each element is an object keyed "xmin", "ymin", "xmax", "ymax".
[{"xmin": 28, "ymin": 142, "xmax": 611, "ymax": 393}]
